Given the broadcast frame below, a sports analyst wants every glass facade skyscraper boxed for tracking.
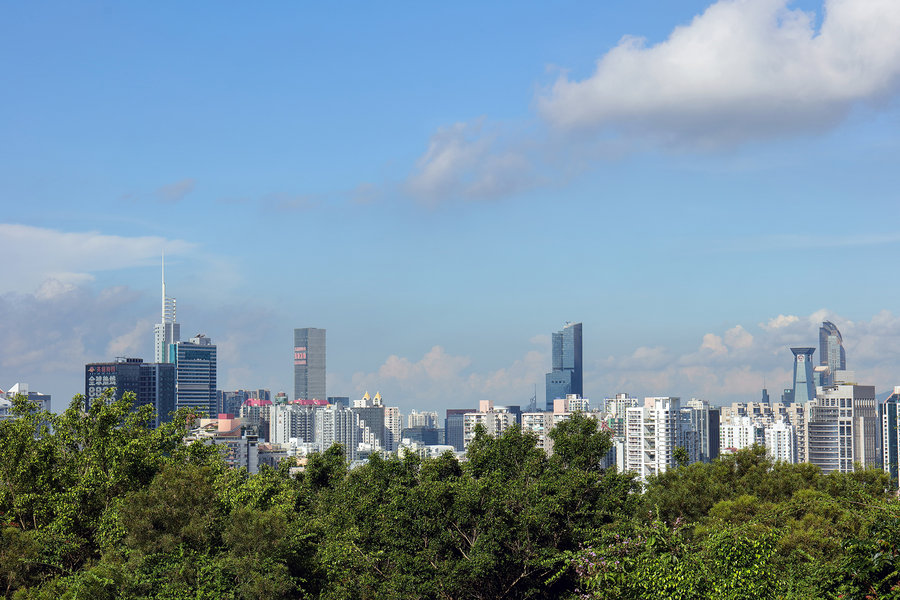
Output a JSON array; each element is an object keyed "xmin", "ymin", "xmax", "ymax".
[
  {"xmin": 819, "ymin": 321, "xmax": 846, "ymax": 386},
  {"xmin": 790, "ymin": 347, "xmax": 816, "ymax": 405},
  {"xmin": 172, "ymin": 334, "xmax": 217, "ymax": 417},
  {"xmin": 545, "ymin": 322, "xmax": 583, "ymax": 411},
  {"xmin": 294, "ymin": 328, "xmax": 326, "ymax": 401}
]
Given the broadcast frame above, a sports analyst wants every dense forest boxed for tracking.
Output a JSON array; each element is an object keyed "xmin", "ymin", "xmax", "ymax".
[{"xmin": 1, "ymin": 393, "xmax": 899, "ymax": 599}]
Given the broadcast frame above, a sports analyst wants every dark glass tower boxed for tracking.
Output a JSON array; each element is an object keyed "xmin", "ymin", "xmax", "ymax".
[
  {"xmin": 85, "ymin": 357, "xmax": 174, "ymax": 427},
  {"xmin": 545, "ymin": 322, "xmax": 583, "ymax": 410},
  {"xmin": 294, "ymin": 328, "xmax": 326, "ymax": 401},
  {"xmin": 172, "ymin": 334, "xmax": 217, "ymax": 417},
  {"xmin": 819, "ymin": 321, "xmax": 846, "ymax": 386}
]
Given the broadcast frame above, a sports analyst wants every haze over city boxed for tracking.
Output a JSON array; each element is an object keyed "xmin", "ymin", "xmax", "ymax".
[{"xmin": 3, "ymin": 0, "xmax": 900, "ymax": 413}]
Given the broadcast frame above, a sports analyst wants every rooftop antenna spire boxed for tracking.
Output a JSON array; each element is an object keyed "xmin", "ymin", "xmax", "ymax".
[{"xmin": 161, "ymin": 251, "xmax": 166, "ymax": 322}]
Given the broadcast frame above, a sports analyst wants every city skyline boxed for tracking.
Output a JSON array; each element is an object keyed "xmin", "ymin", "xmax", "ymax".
[{"xmin": 3, "ymin": 1, "xmax": 900, "ymax": 413}]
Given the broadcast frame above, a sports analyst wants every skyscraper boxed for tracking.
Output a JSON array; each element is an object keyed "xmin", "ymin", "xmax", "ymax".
[
  {"xmin": 294, "ymin": 328, "xmax": 326, "ymax": 401},
  {"xmin": 881, "ymin": 387, "xmax": 900, "ymax": 482},
  {"xmin": 84, "ymin": 357, "xmax": 174, "ymax": 427},
  {"xmin": 545, "ymin": 322, "xmax": 582, "ymax": 410},
  {"xmin": 819, "ymin": 321, "xmax": 846, "ymax": 386},
  {"xmin": 154, "ymin": 254, "xmax": 180, "ymax": 363},
  {"xmin": 790, "ymin": 347, "xmax": 816, "ymax": 405},
  {"xmin": 172, "ymin": 334, "xmax": 217, "ymax": 417}
]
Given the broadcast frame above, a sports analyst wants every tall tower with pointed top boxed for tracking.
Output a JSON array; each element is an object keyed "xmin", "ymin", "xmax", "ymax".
[
  {"xmin": 154, "ymin": 254, "xmax": 181, "ymax": 363},
  {"xmin": 790, "ymin": 347, "xmax": 816, "ymax": 404}
]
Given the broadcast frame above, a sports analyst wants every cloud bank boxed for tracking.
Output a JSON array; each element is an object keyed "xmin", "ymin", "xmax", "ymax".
[
  {"xmin": 540, "ymin": 0, "xmax": 900, "ymax": 147},
  {"xmin": 406, "ymin": 0, "xmax": 900, "ymax": 204},
  {"xmin": 0, "ymin": 224, "xmax": 194, "ymax": 294}
]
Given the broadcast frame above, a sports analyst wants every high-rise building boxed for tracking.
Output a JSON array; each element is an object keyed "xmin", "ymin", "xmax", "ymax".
[
  {"xmin": 804, "ymin": 384, "xmax": 878, "ymax": 474},
  {"xmin": 545, "ymin": 322, "xmax": 582, "ymax": 410},
  {"xmin": 625, "ymin": 397, "xmax": 680, "ymax": 481},
  {"xmin": 85, "ymin": 358, "xmax": 174, "ymax": 427},
  {"xmin": 765, "ymin": 420, "xmax": 797, "ymax": 464},
  {"xmin": 881, "ymin": 387, "xmax": 900, "ymax": 483},
  {"xmin": 463, "ymin": 400, "xmax": 519, "ymax": 449},
  {"xmin": 172, "ymin": 334, "xmax": 217, "ymax": 417},
  {"xmin": 819, "ymin": 321, "xmax": 846, "ymax": 386},
  {"xmin": 445, "ymin": 408, "xmax": 472, "ymax": 451},
  {"xmin": 316, "ymin": 404, "xmax": 359, "ymax": 460},
  {"xmin": 154, "ymin": 255, "xmax": 180, "ymax": 364},
  {"xmin": 790, "ymin": 347, "xmax": 816, "ymax": 405},
  {"xmin": 293, "ymin": 328, "xmax": 326, "ymax": 401},
  {"xmin": 685, "ymin": 398, "xmax": 719, "ymax": 462}
]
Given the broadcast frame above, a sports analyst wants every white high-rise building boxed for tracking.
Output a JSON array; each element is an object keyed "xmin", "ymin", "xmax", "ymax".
[
  {"xmin": 463, "ymin": 400, "xmax": 518, "ymax": 449},
  {"xmin": 720, "ymin": 416, "xmax": 763, "ymax": 453},
  {"xmin": 806, "ymin": 384, "xmax": 878, "ymax": 473},
  {"xmin": 765, "ymin": 420, "xmax": 796, "ymax": 463},
  {"xmin": 316, "ymin": 404, "xmax": 359, "ymax": 461},
  {"xmin": 154, "ymin": 254, "xmax": 180, "ymax": 363},
  {"xmin": 625, "ymin": 397, "xmax": 680, "ymax": 481},
  {"xmin": 384, "ymin": 405, "xmax": 402, "ymax": 452}
]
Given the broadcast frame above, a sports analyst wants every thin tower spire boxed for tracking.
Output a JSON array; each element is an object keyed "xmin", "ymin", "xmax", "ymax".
[{"xmin": 161, "ymin": 251, "xmax": 166, "ymax": 322}]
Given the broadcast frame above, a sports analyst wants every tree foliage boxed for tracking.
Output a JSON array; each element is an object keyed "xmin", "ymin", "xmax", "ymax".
[{"xmin": 2, "ymin": 394, "xmax": 900, "ymax": 599}]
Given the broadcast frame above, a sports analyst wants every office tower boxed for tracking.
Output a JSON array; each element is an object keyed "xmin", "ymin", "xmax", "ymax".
[
  {"xmin": 790, "ymin": 347, "xmax": 816, "ymax": 405},
  {"xmin": 154, "ymin": 255, "xmax": 180, "ymax": 363},
  {"xmin": 445, "ymin": 408, "xmax": 472, "ymax": 451},
  {"xmin": 685, "ymin": 398, "xmax": 717, "ymax": 462},
  {"xmin": 708, "ymin": 407, "xmax": 720, "ymax": 461},
  {"xmin": 400, "ymin": 426, "xmax": 442, "ymax": 446},
  {"xmin": 545, "ymin": 322, "xmax": 583, "ymax": 411},
  {"xmin": 172, "ymin": 334, "xmax": 217, "ymax": 417},
  {"xmin": 85, "ymin": 358, "xmax": 174, "ymax": 426},
  {"xmin": 761, "ymin": 388, "xmax": 770, "ymax": 405},
  {"xmin": 87, "ymin": 358, "xmax": 142, "ymax": 406},
  {"xmin": 625, "ymin": 397, "xmax": 680, "ymax": 481},
  {"xmin": 806, "ymin": 384, "xmax": 877, "ymax": 474},
  {"xmin": 218, "ymin": 390, "xmax": 250, "ymax": 415},
  {"xmin": 294, "ymin": 328, "xmax": 326, "ymax": 401},
  {"xmin": 819, "ymin": 321, "xmax": 846, "ymax": 386},
  {"xmin": 140, "ymin": 362, "xmax": 176, "ymax": 427},
  {"xmin": 881, "ymin": 387, "xmax": 900, "ymax": 482}
]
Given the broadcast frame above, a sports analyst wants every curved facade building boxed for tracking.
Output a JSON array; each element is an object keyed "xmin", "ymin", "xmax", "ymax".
[{"xmin": 819, "ymin": 321, "xmax": 846, "ymax": 386}]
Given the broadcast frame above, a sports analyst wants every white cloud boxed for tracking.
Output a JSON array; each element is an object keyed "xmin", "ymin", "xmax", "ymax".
[
  {"xmin": 700, "ymin": 333, "xmax": 728, "ymax": 355},
  {"xmin": 539, "ymin": 0, "xmax": 900, "ymax": 147},
  {"xmin": 724, "ymin": 324, "xmax": 754, "ymax": 349},
  {"xmin": 333, "ymin": 344, "xmax": 547, "ymax": 411},
  {"xmin": 0, "ymin": 224, "xmax": 194, "ymax": 294},
  {"xmin": 405, "ymin": 120, "xmax": 536, "ymax": 205},
  {"xmin": 762, "ymin": 314, "xmax": 800, "ymax": 330},
  {"xmin": 591, "ymin": 309, "xmax": 900, "ymax": 404}
]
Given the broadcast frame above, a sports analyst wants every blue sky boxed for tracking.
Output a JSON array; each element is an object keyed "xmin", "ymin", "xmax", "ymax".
[{"xmin": 3, "ymin": 0, "xmax": 900, "ymax": 413}]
